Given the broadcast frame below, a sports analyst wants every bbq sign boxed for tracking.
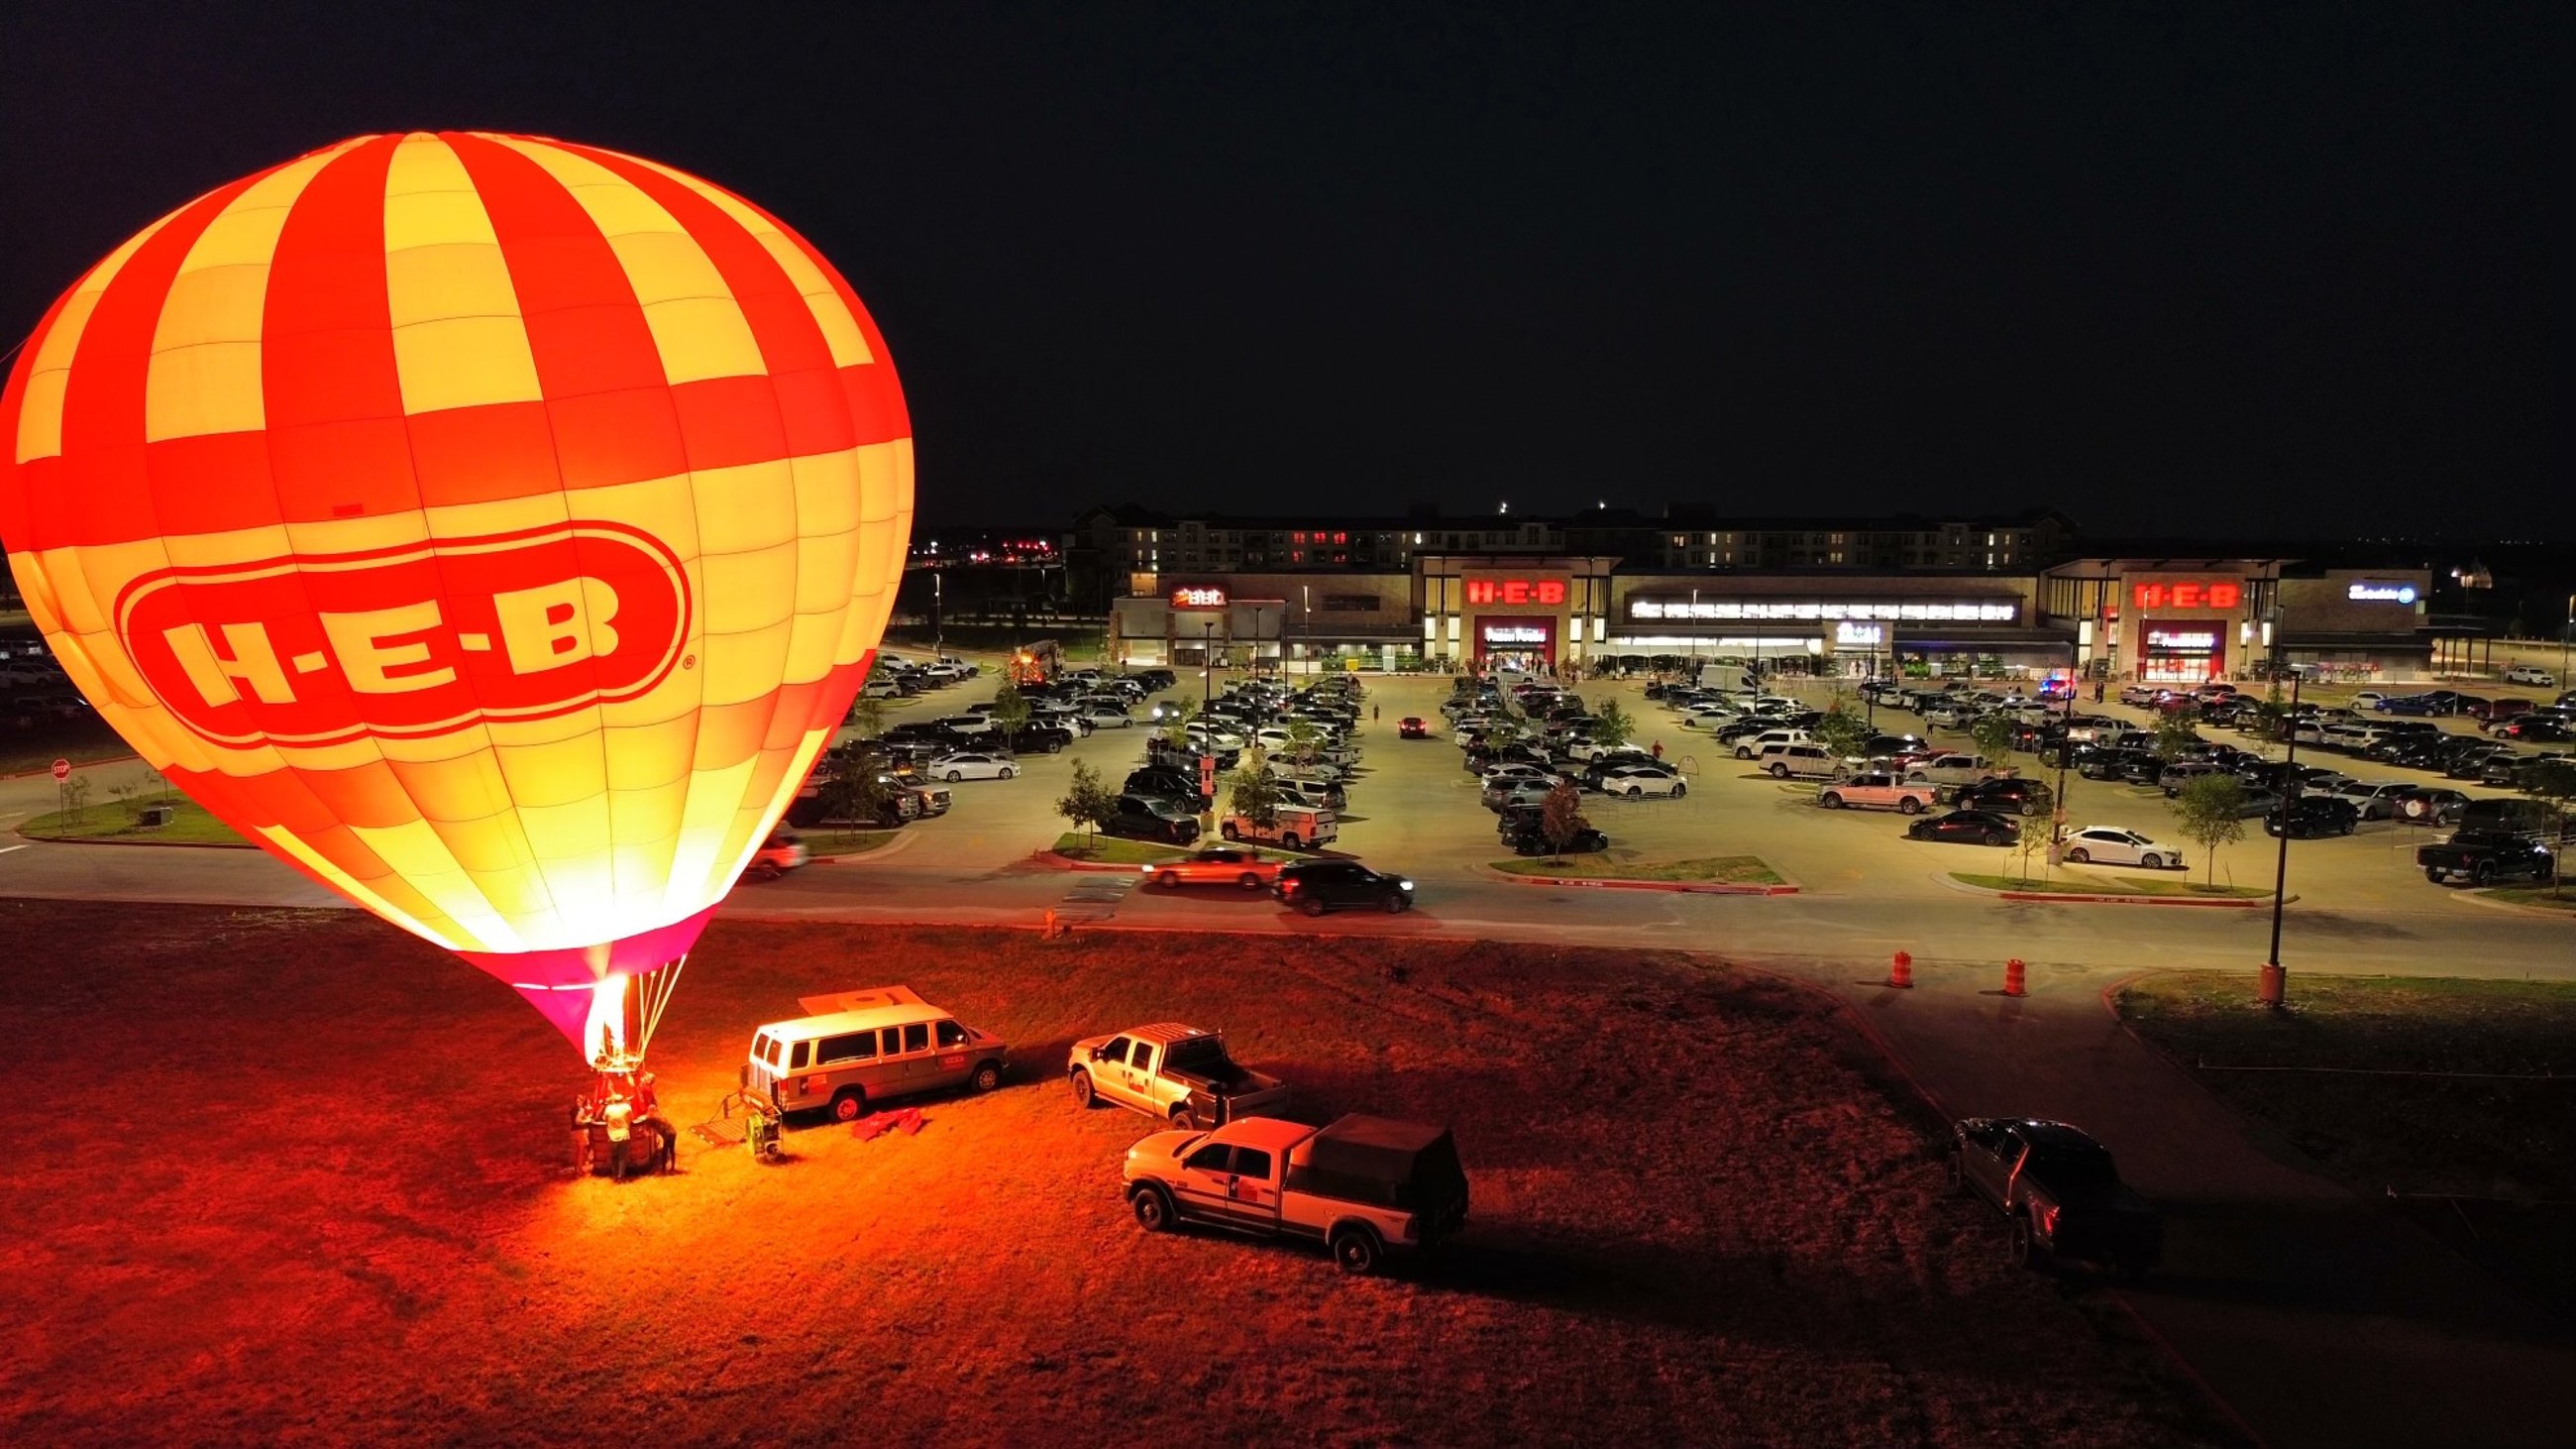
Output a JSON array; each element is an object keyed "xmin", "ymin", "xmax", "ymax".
[{"xmin": 117, "ymin": 521, "xmax": 691, "ymax": 748}]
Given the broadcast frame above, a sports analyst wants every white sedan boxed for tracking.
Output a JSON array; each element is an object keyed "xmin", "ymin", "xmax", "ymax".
[
  {"xmin": 2060, "ymin": 826, "xmax": 2186, "ymax": 871},
  {"xmin": 1598, "ymin": 765, "xmax": 1687, "ymax": 799},
  {"xmin": 928, "ymin": 751, "xmax": 1020, "ymax": 782},
  {"xmin": 1081, "ymin": 707, "xmax": 1134, "ymax": 728}
]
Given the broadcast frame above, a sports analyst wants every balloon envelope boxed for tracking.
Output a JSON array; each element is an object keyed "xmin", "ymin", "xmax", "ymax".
[{"xmin": 0, "ymin": 133, "xmax": 911, "ymax": 1045}]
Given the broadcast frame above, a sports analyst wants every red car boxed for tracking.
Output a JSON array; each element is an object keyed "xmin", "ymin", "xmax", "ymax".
[{"xmin": 1397, "ymin": 716, "xmax": 1432, "ymax": 739}]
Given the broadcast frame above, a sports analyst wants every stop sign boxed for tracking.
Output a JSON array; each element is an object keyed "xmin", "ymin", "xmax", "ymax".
[{"xmin": 51, "ymin": 758, "xmax": 71, "ymax": 782}]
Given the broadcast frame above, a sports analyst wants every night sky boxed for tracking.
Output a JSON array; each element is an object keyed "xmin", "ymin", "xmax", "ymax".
[{"xmin": 4, "ymin": 2, "xmax": 2566, "ymax": 539}]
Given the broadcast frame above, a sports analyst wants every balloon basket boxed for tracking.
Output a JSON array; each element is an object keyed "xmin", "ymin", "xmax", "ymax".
[{"xmin": 569, "ymin": 1060, "xmax": 677, "ymax": 1180}]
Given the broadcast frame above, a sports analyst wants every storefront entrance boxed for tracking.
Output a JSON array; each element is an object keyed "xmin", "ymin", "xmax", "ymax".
[
  {"xmin": 2140, "ymin": 624, "xmax": 2225, "ymax": 683},
  {"xmin": 1475, "ymin": 616, "xmax": 1557, "ymax": 671}
]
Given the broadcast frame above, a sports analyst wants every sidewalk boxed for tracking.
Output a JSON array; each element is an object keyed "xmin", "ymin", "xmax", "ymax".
[{"xmin": 1814, "ymin": 956, "xmax": 2576, "ymax": 1449}]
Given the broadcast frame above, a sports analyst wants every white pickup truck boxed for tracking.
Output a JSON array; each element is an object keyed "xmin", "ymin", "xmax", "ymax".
[
  {"xmin": 1815, "ymin": 772, "xmax": 1942, "ymax": 815},
  {"xmin": 1122, "ymin": 1114, "xmax": 1470, "ymax": 1275},
  {"xmin": 1901, "ymin": 752, "xmax": 2006, "ymax": 789},
  {"xmin": 1069, "ymin": 1024, "xmax": 1291, "ymax": 1127}
]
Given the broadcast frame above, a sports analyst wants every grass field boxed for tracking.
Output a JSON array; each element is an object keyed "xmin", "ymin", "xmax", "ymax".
[
  {"xmin": 19, "ymin": 796, "xmax": 250, "ymax": 846},
  {"xmin": 796, "ymin": 827, "xmax": 907, "ymax": 857},
  {"xmin": 1954, "ymin": 872, "xmax": 2271, "ymax": 899},
  {"xmin": 1491, "ymin": 852, "xmax": 1783, "ymax": 884},
  {"xmin": 2116, "ymin": 972, "xmax": 2576, "ymax": 1320},
  {"xmin": 1047, "ymin": 831, "xmax": 1191, "ymax": 863},
  {"xmin": 0, "ymin": 904, "xmax": 2222, "ymax": 1445},
  {"xmin": 2479, "ymin": 886, "xmax": 2576, "ymax": 913}
]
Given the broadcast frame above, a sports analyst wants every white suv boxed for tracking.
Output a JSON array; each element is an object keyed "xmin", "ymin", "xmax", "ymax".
[
  {"xmin": 1732, "ymin": 727, "xmax": 1810, "ymax": 761},
  {"xmin": 2505, "ymin": 664, "xmax": 2556, "ymax": 687}
]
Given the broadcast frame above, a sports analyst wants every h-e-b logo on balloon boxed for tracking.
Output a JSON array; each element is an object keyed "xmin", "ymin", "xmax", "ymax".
[{"xmin": 116, "ymin": 521, "xmax": 693, "ymax": 748}]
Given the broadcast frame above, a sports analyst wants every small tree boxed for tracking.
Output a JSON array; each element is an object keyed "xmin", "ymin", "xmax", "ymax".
[
  {"xmin": 1054, "ymin": 759, "xmax": 1114, "ymax": 850},
  {"xmin": 61, "ymin": 774, "xmax": 92, "ymax": 825},
  {"xmin": 1813, "ymin": 700, "xmax": 1872, "ymax": 765},
  {"xmin": 2522, "ymin": 758, "xmax": 2576, "ymax": 896},
  {"xmin": 2169, "ymin": 772, "xmax": 2247, "ymax": 886},
  {"xmin": 1162, "ymin": 700, "xmax": 1202, "ymax": 750},
  {"xmin": 1229, "ymin": 755, "xmax": 1282, "ymax": 829},
  {"xmin": 1282, "ymin": 717, "xmax": 1322, "ymax": 770},
  {"xmin": 988, "ymin": 678, "xmax": 1032, "ymax": 736},
  {"xmin": 1591, "ymin": 699, "xmax": 1636, "ymax": 751},
  {"xmin": 1969, "ymin": 712, "xmax": 2017, "ymax": 763},
  {"xmin": 2011, "ymin": 811, "xmax": 2055, "ymax": 887},
  {"xmin": 1540, "ymin": 778, "xmax": 1589, "ymax": 861},
  {"xmin": 816, "ymin": 765, "xmax": 893, "ymax": 829},
  {"xmin": 2152, "ymin": 708, "xmax": 2201, "ymax": 762},
  {"xmin": 845, "ymin": 696, "xmax": 887, "ymax": 740}
]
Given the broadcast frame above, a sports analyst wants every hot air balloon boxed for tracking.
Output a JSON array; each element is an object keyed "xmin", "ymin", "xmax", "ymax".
[{"xmin": 0, "ymin": 133, "xmax": 912, "ymax": 1076}]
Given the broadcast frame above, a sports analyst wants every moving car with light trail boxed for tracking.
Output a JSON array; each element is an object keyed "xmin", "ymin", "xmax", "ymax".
[
  {"xmin": 1069, "ymin": 1024, "xmax": 1290, "ymax": 1128},
  {"xmin": 1141, "ymin": 846, "xmax": 1283, "ymax": 891},
  {"xmin": 1123, "ymin": 1114, "xmax": 1470, "ymax": 1276},
  {"xmin": 1950, "ymin": 1118, "xmax": 2161, "ymax": 1277}
]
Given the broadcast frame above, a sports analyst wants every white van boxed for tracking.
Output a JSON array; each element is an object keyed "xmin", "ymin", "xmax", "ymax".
[
  {"xmin": 745, "ymin": 985, "xmax": 1010, "ymax": 1121},
  {"xmin": 1220, "ymin": 804, "xmax": 1339, "ymax": 850}
]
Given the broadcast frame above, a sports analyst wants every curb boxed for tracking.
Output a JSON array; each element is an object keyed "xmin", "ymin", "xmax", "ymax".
[
  {"xmin": 10, "ymin": 832, "xmax": 257, "ymax": 850},
  {"xmin": 1940, "ymin": 873, "xmax": 2287, "ymax": 908},
  {"xmin": 1488, "ymin": 869, "xmax": 1799, "ymax": 896},
  {"xmin": 2449, "ymin": 889, "xmax": 2576, "ymax": 922}
]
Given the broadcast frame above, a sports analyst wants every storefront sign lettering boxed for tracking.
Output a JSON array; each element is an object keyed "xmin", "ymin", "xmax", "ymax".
[
  {"xmin": 2131, "ymin": 581, "xmax": 2241, "ymax": 611},
  {"xmin": 2146, "ymin": 629, "xmax": 2218, "ymax": 651},
  {"xmin": 2345, "ymin": 582, "xmax": 2418, "ymax": 604},
  {"xmin": 1463, "ymin": 579, "xmax": 1567, "ymax": 606},
  {"xmin": 1170, "ymin": 587, "xmax": 1229, "ymax": 609}
]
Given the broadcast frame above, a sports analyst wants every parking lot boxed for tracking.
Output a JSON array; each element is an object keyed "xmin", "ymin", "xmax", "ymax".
[{"xmin": 843, "ymin": 655, "xmax": 2551, "ymax": 918}]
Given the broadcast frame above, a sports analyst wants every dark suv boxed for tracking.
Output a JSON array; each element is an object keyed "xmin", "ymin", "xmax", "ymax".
[
  {"xmin": 2265, "ymin": 795, "xmax": 2358, "ymax": 838},
  {"xmin": 1124, "ymin": 767, "xmax": 1211, "ymax": 812},
  {"xmin": 1102, "ymin": 794, "xmax": 1201, "ymax": 844},
  {"xmin": 1955, "ymin": 777, "xmax": 2054, "ymax": 818},
  {"xmin": 1273, "ymin": 860, "xmax": 1415, "ymax": 916}
]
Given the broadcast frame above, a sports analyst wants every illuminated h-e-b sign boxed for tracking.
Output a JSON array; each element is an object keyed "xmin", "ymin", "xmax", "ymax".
[
  {"xmin": 1463, "ymin": 579, "xmax": 1567, "ymax": 606},
  {"xmin": 1170, "ymin": 586, "xmax": 1229, "ymax": 609},
  {"xmin": 2133, "ymin": 581, "xmax": 2241, "ymax": 611}
]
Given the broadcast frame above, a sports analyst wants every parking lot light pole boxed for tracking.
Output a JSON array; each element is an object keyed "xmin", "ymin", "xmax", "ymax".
[
  {"xmin": 2562, "ymin": 592, "xmax": 2571, "ymax": 687},
  {"xmin": 1201, "ymin": 621, "xmax": 1215, "ymax": 711},
  {"xmin": 2260, "ymin": 635, "xmax": 2301, "ymax": 1009}
]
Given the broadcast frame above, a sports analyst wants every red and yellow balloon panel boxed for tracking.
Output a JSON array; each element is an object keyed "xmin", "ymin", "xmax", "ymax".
[{"xmin": 0, "ymin": 133, "xmax": 911, "ymax": 1054}]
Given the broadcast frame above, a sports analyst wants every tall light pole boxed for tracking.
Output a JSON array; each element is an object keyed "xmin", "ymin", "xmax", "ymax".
[
  {"xmin": 1201, "ymin": 620, "xmax": 1215, "ymax": 712},
  {"xmin": 2052, "ymin": 638, "xmax": 2076, "ymax": 852},
  {"xmin": 2562, "ymin": 591, "xmax": 2572, "ymax": 688},
  {"xmin": 2260, "ymin": 605, "xmax": 2299, "ymax": 1009}
]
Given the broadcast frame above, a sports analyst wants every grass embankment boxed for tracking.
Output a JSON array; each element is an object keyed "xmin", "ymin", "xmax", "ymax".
[
  {"xmin": 1048, "ymin": 831, "xmax": 1187, "ymax": 863},
  {"xmin": 2478, "ymin": 887, "xmax": 2576, "ymax": 913},
  {"xmin": 1954, "ymin": 871, "xmax": 2270, "ymax": 899},
  {"xmin": 20, "ymin": 797, "xmax": 249, "ymax": 846},
  {"xmin": 798, "ymin": 829, "xmax": 906, "ymax": 857},
  {"xmin": 1491, "ymin": 852, "xmax": 1783, "ymax": 885},
  {"xmin": 2117, "ymin": 972, "xmax": 2576, "ymax": 1320},
  {"xmin": 0, "ymin": 902, "xmax": 2227, "ymax": 1445}
]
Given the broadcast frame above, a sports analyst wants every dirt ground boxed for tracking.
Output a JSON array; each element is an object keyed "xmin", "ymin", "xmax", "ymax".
[{"xmin": 0, "ymin": 903, "xmax": 2223, "ymax": 1446}]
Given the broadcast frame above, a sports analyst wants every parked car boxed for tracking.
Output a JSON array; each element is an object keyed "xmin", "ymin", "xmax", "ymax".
[
  {"xmin": 1122, "ymin": 1114, "xmax": 1469, "ymax": 1276},
  {"xmin": 2327, "ymin": 780, "xmax": 2414, "ymax": 821},
  {"xmin": 2061, "ymin": 827, "xmax": 2184, "ymax": 870},
  {"xmin": 1901, "ymin": 752, "xmax": 2004, "ymax": 789},
  {"xmin": 1103, "ymin": 794, "xmax": 1203, "ymax": 844},
  {"xmin": 1756, "ymin": 743, "xmax": 1840, "ymax": 780},
  {"xmin": 1501, "ymin": 822, "xmax": 1610, "ymax": 856},
  {"xmin": 1140, "ymin": 846, "xmax": 1283, "ymax": 891},
  {"xmin": 1069, "ymin": 1024, "xmax": 1290, "ymax": 1127},
  {"xmin": 1949, "ymin": 1118, "xmax": 2162, "ymax": 1276},
  {"xmin": 2391, "ymin": 787, "xmax": 2471, "ymax": 827},
  {"xmin": 2416, "ymin": 830, "xmax": 2559, "ymax": 887},
  {"xmin": 1220, "ymin": 804, "xmax": 1339, "ymax": 850},
  {"xmin": 1274, "ymin": 859, "xmax": 1414, "ymax": 915},
  {"xmin": 926, "ymin": 750, "xmax": 1020, "ymax": 782},
  {"xmin": 1816, "ymin": 773, "xmax": 1940, "ymax": 815},
  {"xmin": 2504, "ymin": 664, "xmax": 2557, "ymax": 687},
  {"xmin": 1954, "ymin": 776, "xmax": 2054, "ymax": 817},
  {"xmin": 2265, "ymin": 795, "xmax": 2359, "ymax": 837},
  {"xmin": 1598, "ymin": 763, "xmax": 1688, "ymax": 798},
  {"xmin": 1904, "ymin": 809, "xmax": 2020, "ymax": 847}
]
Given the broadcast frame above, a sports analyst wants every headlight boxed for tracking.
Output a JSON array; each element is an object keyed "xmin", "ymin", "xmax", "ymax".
[{"xmin": 1399, "ymin": 880, "xmax": 1414, "ymax": 891}]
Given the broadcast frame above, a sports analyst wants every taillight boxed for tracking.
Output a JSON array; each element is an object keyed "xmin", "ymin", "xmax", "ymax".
[{"xmin": 2039, "ymin": 1204, "xmax": 2059, "ymax": 1235}]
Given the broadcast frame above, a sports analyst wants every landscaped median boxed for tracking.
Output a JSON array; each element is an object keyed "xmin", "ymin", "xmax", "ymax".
[
  {"xmin": 19, "ymin": 798, "xmax": 251, "ymax": 847},
  {"xmin": 1488, "ymin": 852, "xmax": 1796, "ymax": 895},
  {"xmin": 2474, "ymin": 886, "xmax": 2576, "ymax": 915},
  {"xmin": 1036, "ymin": 834, "xmax": 1302, "ymax": 873},
  {"xmin": 1948, "ymin": 871, "xmax": 2275, "ymax": 906}
]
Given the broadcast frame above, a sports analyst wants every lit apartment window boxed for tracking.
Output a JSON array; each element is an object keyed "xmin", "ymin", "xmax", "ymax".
[{"xmin": 1986, "ymin": 533, "xmax": 1996, "ymax": 546}]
